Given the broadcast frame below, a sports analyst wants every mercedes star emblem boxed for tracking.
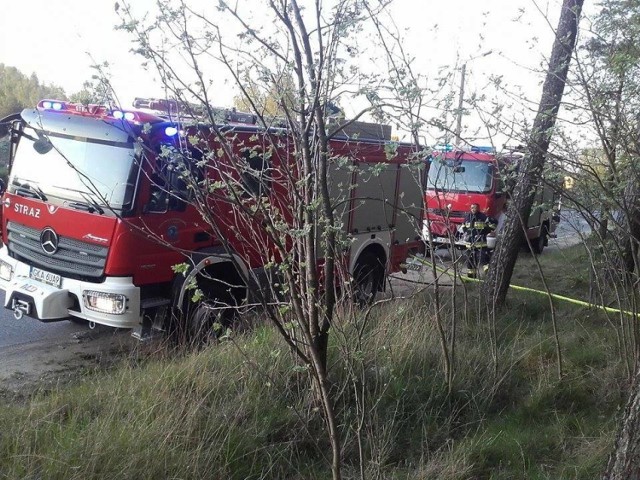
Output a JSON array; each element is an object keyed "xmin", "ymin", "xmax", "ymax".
[{"xmin": 40, "ymin": 228, "xmax": 59, "ymax": 255}]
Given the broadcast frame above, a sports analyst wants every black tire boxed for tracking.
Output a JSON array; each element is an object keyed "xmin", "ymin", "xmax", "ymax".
[
  {"xmin": 173, "ymin": 272, "xmax": 237, "ymax": 347},
  {"xmin": 185, "ymin": 292, "xmax": 234, "ymax": 345},
  {"xmin": 530, "ymin": 224, "xmax": 548, "ymax": 255},
  {"xmin": 353, "ymin": 252, "xmax": 385, "ymax": 306}
]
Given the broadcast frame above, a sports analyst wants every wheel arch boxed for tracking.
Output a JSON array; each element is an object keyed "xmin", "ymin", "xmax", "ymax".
[
  {"xmin": 350, "ymin": 240, "xmax": 388, "ymax": 275},
  {"xmin": 174, "ymin": 250, "xmax": 249, "ymax": 311}
]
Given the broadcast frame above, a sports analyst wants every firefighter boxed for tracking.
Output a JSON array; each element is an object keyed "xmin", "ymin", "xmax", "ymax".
[{"xmin": 461, "ymin": 203, "xmax": 497, "ymax": 277}]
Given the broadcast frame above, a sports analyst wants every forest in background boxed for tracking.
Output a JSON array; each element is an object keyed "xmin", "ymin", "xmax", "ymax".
[{"xmin": 0, "ymin": 64, "xmax": 69, "ymax": 119}]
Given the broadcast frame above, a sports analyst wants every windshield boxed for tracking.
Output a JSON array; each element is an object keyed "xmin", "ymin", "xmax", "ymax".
[
  {"xmin": 9, "ymin": 127, "xmax": 138, "ymax": 211},
  {"xmin": 427, "ymin": 158, "xmax": 493, "ymax": 193}
]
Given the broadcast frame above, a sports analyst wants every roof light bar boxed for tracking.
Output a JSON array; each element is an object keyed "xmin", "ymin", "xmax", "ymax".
[
  {"xmin": 39, "ymin": 100, "xmax": 67, "ymax": 111},
  {"xmin": 469, "ymin": 146, "xmax": 495, "ymax": 153},
  {"xmin": 433, "ymin": 144, "xmax": 454, "ymax": 152},
  {"xmin": 112, "ymin": 110, "xmax": 137, "ymax": 121}
]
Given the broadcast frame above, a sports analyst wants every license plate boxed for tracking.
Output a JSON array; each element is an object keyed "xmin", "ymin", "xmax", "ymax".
[
  {"xmin": 432, "ymin": 237, "xmax": 452, "ymax": 244},
  {"xmin": 405, "ymin": 261, "xmax": 423, "ymax": 272},
  {"xmin": 29, "ymin": 266, "xmax": 61, "ymax": 288}
]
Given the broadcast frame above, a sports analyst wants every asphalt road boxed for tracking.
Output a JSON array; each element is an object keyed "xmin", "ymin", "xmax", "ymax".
[
  {"xmin": 0, "ymin": 291, "xmax": 88, "ymax": 349},
  {"xmin": 551, "ymin": 208, "xmax": 590, "ymax": 248},
  {"xmin": 391, "ymin": 208, "xmax": 592, "ymax": 293}
]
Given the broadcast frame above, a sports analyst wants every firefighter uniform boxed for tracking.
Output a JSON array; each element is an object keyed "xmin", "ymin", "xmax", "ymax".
[{"xmin": 462, "ymin": 210, "xmax": 497, "ymax": 277}]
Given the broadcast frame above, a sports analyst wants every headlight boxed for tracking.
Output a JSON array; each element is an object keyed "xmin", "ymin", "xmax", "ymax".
[
  {"xmin": 422, "ymin": 224, "xmax": 432, "ymax": 241},
  {"xmin": 83, "ymin": 291, "xmax": 127, "ymax": 315},
  {"xmin": 0, "ymin": 260, "xmax": 13, "ymax": 282}
]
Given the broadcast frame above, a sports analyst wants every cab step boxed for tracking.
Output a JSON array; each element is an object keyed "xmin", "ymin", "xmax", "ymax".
[
  {"xmin": 132, "ymin": 298, "xmax": 171, "ymax": 341},
  {"xmin": 141, "ymin": 297, "xmax": 171, "ymax": 309}
]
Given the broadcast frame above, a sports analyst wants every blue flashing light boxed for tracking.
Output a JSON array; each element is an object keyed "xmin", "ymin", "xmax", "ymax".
[
  {"xmin": 469, "ymin": 145, "xmax": 495, "ymax": 154},
  {"xmin": 113, "ymin": 110, "xmax": 124, "ymax": 119},
  {"xmin": 124, "ymin": 112, "xmax": 135, "ymax": 121},
  {"xmin": 42, "ymin": 101, "xmax": 53, "ymax": 109},
  {"xmin": 165, "ymin": 126, "xmax": 178, "ymax": 137},
  {"xmin": 52, "ymin": 102, "xmax": 63, "ymax": 111},
  {"xmin": 434, "ymin": 144, "xmax": 453, "ymax": 152}
]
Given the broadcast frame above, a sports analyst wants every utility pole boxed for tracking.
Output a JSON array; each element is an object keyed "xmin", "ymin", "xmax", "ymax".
[
  {"xmin": 454, "ymin": 63, "xmax": 466, "ymax": 146},
  {"xmin": 454, "ymin": 50, "xmax": 492, "ymax": 147}
]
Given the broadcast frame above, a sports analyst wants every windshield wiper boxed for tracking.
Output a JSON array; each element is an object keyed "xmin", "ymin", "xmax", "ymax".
[
  {"xmin": 13, "ymin": 181, "xmax": 47, "ymax": 201},
  {"xmin": 52, "ymin": 186, "xmax": 107, "ymax": 215},
  {"xmin": 67, "ymin": 201, "xmax": 103, "ymax": 215},
  {"xmin": 80, "ymin": 192, "xmax": 106, "ymax": 215},
  {"xmin": 67, "ymin": 195, "xmax": 105, "ymax": 215}
]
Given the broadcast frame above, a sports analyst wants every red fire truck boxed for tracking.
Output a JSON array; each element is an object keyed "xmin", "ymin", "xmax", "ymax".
[
  {"xmin": 0, "ymin": 99, "xmax": 423, "ymax": 338},
  {"xmin": 422, "ymin": 145, "xmax": 558, "ymax": 253}
]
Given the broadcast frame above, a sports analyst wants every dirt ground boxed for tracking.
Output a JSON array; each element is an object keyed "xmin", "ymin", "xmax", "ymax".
[
  {"xmin": 0, "ymin": 326, "xmax": 138, "ymax": 399},
  {"xmin": 0, "ymin": 273, "xmax": 434, "ymax": 399}
]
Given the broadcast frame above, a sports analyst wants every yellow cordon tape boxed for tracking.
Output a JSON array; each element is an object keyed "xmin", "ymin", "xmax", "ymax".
[{"xmin": 411, "ymin": 256, "xmax": 638, "ymax": 318}]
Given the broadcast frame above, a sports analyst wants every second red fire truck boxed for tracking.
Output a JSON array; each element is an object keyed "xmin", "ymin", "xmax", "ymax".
[{"xmin": 422, "ymin": 145, "xmax": 559, "ymax": 254}]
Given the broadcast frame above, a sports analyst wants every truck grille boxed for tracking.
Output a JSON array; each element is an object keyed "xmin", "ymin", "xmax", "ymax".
[
  {"xmin": 7, "ymin": 221, "xmax": 108, "ymax": 281},
  {"xmin": 427, "ymin": 209, "xmax": 466, "ymax": 219}
]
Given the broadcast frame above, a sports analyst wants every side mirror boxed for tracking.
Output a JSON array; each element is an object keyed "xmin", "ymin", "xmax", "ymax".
[
  {"xmin": 144, "ymin": 188, "xmax": 168, "ymax": 214},
  {"xmin": 33, "ymin": 138, "xmax": 53, "ymax": 155}
]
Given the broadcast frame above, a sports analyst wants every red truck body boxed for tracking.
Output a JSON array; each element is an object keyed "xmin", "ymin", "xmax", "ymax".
[
  {"xmin": 423, "ymin": 147, "xmax": 557, "ymax": 251},
  {"xmin": 0, "ymin": 99, "xmax": 424, "ymax": 331}
]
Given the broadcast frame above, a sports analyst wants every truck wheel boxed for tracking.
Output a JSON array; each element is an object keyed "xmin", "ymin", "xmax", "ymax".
[
  {"xmin": 173, "ymin": 272, "xmax": 237, "ymax": 346},
  {"xmin": 186, "ymin": 291, "xmax": 234, "ymax": 345},
  {"xmin": 531, "ymin": 225, "xmax": 548, "ymax": 255},
  {"xmin": 353, "ymin": 252, "xmax": 385, "ymax": 306}
]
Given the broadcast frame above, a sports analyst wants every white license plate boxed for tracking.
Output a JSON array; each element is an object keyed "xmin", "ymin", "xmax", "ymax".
[
  {"xmin": 29, "ymin": 267, "xmax": 61, "ymax": 288},
  {"xmin": 432, "ymin": 237, "xmax": 450, "ymax": 244},
  {"xmin": 405, "ymin": 261, "xmax": 423, "ymax": 272}
]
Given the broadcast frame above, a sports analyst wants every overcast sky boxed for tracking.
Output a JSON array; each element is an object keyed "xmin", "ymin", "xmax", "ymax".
[{"xmin": 0, "ymin": 0, "xmax": 579, "ymax": 144}]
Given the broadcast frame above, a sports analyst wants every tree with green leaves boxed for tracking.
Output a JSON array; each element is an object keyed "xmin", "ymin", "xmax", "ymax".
[
  {"xmin": 232, "ymin": 70, "xmax": 299, "ymax": 119},
  {"xmin": 115, "ymin": 2, "xmax": 425, "ymax": 478},
  {"xmin": 0, "ymin": 64, "xmax": 66, "ymax": 119},
  {"xmin": 572, "ymin": 1, "xmax": 640, "ymax": 475},
  {"xmin": 484, "ymin": 0, "xmax": 584, "ymax": 307},
  {"xmin": 573, "ymin": 0, "xmax": 640, "ymax": 276}
]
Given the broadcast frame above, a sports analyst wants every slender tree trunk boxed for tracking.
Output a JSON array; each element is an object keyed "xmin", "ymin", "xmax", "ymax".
[
  {"xmin": 605, "ymin": 173, "xmax": 640, "ymax": 479},
  {"xmin": 605, "ymin": 369, "xmax": 640, "ymax": 479},
  {"xmin": 484, "ymin": 0, "xmax": 584, "ymax": 307},
  {"xmin": 618, "ymin": 171, "xmax": 640, "ymax": 275}
]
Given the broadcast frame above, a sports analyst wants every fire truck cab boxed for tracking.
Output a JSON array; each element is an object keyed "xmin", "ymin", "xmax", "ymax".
[
  {"xmin": 422, "ymin": 145, "xmax": 558, "ymax": 253},
  {"xmin": 0, "ymin": 98, "xmax": 424, "ymax": 337}
]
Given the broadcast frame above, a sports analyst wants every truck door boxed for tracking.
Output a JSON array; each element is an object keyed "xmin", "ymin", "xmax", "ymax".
[{"xmin": 0, "ymin": 115, "xmax": 23, "ymax": 242}]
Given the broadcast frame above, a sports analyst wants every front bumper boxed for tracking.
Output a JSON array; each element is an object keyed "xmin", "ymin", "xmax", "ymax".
[
  {"xmin": 422, "ymin": 221, "xmax": 496, "ymax": 249},
  {"xmin": 0, "ymin": 246, "xmax": 141, "ymax": 328},
  {"xmin": 422, "ymin": 221, "xmax": 467, "ymax": 247}
]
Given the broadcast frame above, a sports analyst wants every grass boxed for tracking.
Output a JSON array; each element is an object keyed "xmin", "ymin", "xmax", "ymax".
[
  {"xmin": 511, "ymin": 250, "xmax": 587, "ymax": 297},
  {"xmin": 0, "ymin": 243, "xmax": 629, "ymax": 479}
]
